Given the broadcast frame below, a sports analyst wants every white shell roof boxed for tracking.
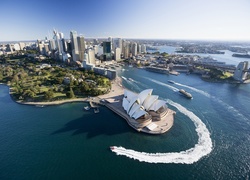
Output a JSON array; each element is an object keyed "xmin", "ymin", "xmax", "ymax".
[
  {"xmin": 132, "ymin": 108, "xmax": 147, "ymax": 119},
  {"xmin": 122, "ymin": 97, "xmax": 130, "ymax": 112},
  {"xmin": 127, "ymin": 98, "xmax": 139, "ymax": 113},
  {"xmin": 149, "ymin": 100, "xmax": 166, "ymax": 111},
  {"xmin": 129, "ymin": 103, "xmax": 142, "ymax": 117},
  {"xmin": 138, "ymin": 89, "xmax": 153, "ymax": 105},
  {"xmin": 124, "ymin": 89, "xmax": 137, "ymax": 102},
  {"xmin": 122, "ymin": 89, "xmax": 166, "ymax": 120},
  {"xmin": 143, "ymin": 95, "xmax": 159, "ymax": 110}
]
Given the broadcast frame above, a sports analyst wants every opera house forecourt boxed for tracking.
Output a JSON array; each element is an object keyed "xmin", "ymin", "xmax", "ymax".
[{"xmin": 122, "ymin": 89, "xmax": 175, "ymax": 134}]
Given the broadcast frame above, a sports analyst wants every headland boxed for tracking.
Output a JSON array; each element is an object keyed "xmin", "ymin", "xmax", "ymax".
[
  {"xmin": 9, "ymin": 77, "xmax": 175, "ymax": 134},
  {"xmin": 98, "ymin": 78, "xmax": 175, "ymax": 134}
]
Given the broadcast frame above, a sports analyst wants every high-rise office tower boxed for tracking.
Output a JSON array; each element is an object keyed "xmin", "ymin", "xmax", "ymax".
[
  {"xmin": 49, "ymin": 39, "xmax": 55, "ymax": 51},
  {"xmin": 103, "ymin": 41, "xmax": 112, "ymax": 61},
  {"xmin": 44, "ymin": 44, "xmax": 50, "ymax": 55},
  {"xmin": 122, "ymin": 40, "xmax": 130, "ymax": 59},
  {"xmin": 131, "ymin": 42, "xmax": 137, "ymax": 56},
  {"xmin": 70, "ymin": 31, "xmax": 79, "ymax": 61},
  {"xmin": 70, "ymin": 31, "xmax": 78, "ymax": 51},
  {"xmin": 53, "ymin": 30, "xmax": 64, "ymax": 58},
  {"xmin": 108, "ymin": 36, "xmax": 115, "ymax": 52},
  {"xmin": 66, "ymin": 40, "xmax": 72, "ymax": 54},
  {"xmin": 137, "ymin": 44, "xmax": 141, "ymax": 54},
  {"xmin": 141, "ymin": 44, "xmax": 147, "ymax": 53},
  {"xmin": 118, "ymin": 38, "xmax": 122, "ymax": 50},
  {"xmin": 77, "ymin": 35, "xmax": 85, "ymax": 61},
  {"xmin": 115, "ymin": 48, "xmax": 121, "ymax": 60},
  {"xmin": 87, "ymin": 49, "xmax": 96, "ymax": 65}
]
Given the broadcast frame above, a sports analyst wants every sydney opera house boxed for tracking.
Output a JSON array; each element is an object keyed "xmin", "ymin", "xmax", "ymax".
[{"xmin": 122, "ymin": 89, "xmax": 175, "ymax": 134}]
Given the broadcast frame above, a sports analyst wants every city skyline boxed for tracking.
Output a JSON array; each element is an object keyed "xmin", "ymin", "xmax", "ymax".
[{"xmin": 1, "ymin": 0, "xmax": 250, "ymax": 41}]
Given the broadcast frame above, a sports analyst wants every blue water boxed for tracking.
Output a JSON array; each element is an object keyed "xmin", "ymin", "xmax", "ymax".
[
  {"xmin": 147, "ymin": 45, "xmax": 250, "ymax": 66},
  {"xmin": 1, "ymin": 65, "xmax": 250, "ymax": 179}
]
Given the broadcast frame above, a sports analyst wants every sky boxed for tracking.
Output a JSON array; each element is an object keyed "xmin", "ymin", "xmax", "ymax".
[{"xmin": 1, "ymin": 0, "xmax": 250, "ymax": 41}]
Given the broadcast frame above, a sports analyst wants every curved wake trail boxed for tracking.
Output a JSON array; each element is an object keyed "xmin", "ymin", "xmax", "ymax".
[
  {"xmin": 147, "ymin": 78, "xmax": 179, "ymax": 92},
  {"xmin": 111, "ymin": 100, "xmax": 213, "ymax": 164}
]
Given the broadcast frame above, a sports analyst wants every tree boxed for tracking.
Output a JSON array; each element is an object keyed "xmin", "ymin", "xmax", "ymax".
[
  {"xmin": 23, "ymin": 89, "xmax": 36, "ymax": 100},
  {"xmin": 66, "ymin": 88, "xmax": 75, "ymax": 98},
  {"xmin": 44, "ymin": 90, "xmax": 54, "ymax": 100},
  {"xmin": 0, "ymin": 73, "xmax": 3, "ymax": 81},
  {"xmin": 12, "ymin": 74, "xmax": 19, "ymax": 83}
]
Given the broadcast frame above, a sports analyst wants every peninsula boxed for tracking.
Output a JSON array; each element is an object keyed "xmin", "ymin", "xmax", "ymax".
[{"xmin": 98, "ymin": 79, "xmax": 175, "ymax": 134}]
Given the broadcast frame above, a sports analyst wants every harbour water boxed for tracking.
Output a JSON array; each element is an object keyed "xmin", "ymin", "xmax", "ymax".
[
  {"xmin": 1, "ymin": 59, "xmax": 250, "ymax": 179},
  {"xmin": 147, "ymin": 45, "xmax": 250, "ymax": 65}
]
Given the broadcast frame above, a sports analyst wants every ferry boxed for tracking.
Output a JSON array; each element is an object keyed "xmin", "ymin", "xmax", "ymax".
[{"xmin": 179, "ymin": 89, "xmax": 192, "ymax": 99}]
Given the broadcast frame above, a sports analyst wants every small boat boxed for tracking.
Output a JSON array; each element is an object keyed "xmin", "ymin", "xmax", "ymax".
[
  {"xmin": 168, "ymin": 80, "xmax": 175, "ymax": 84},
  {"xmin": 84, "ymin": 106, "xmax": 90, "ymax": 110},
  {"xmin": 128, "ymin": 78, "xmax": 134, "ymax": 82},
  {"xmin": 94, "ymin": 107, "xmax": 99, "ymax": 113},
  {"xmin": 121, "ymin": 76, "xmax": 127, "ymax": 80},
  {"xmin": 36, "ymin": 105, "xmax": 44, "ymax": 107},
  {"xmin": 179, "ymin": 89, "xmax": 192, "ymax": 99},
  {"xmin": 110, "ymin": 146, "xmax": 115, "ymax": 151}
]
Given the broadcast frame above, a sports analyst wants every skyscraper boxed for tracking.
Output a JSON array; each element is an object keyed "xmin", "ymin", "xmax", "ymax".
[
  {"xmin": 49, "ymin": 39, "xmax": 55, "ymax": 50},
  {"xmin": 115, "ymin": 48, "xmax": 121, "ymax": 60},
  {"xmin": 141, "ymin": 44, "xmax": 147, "ymax": 53},
  {"xmin": 70, "ymin": 31, "xmax": 79, "ymax": 61},
  {"xmin": 77, "ymin": 35, "xmax": 85, "ymax": 61},
  {"xmin": 103, "ymin": 41, "xmax": 112, "ymax": 61},
  {"xmin": 87, "ymin": 49, "xmax": 96, "ymax": 65},
  {"xmin": 137, "ymin": 44, "xmax": 141, "ymax": 54},
  {"xmin": 131, "ymin": 42, "xmax": 137, "ymax": 56},
  {"xmin": 70, "ymin": 31, "xmax": 78, "ymax": 52},
  {"xmin": 122, "ymin": 40, "xmax": 130, "ymax": 59}
]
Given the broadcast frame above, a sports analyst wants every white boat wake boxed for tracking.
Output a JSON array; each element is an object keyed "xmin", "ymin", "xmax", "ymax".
[
  {"xmin": 174, "ymin": 82, "xmax": 249, "ymax": 122},
  {"xmin": 147, "ymin": 78, "xmax": 179, "ymax": 92},
  {"xmin": 174, "ymin": 82, "xmax": 210, "ymax": 97},
  {"xmin": 111, "ymin": 99, "xmax": 213, "ymax": 164}
]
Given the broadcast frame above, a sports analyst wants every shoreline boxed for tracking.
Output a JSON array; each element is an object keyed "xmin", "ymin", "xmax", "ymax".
[
  {"xmin": 1, "ymin": 78, "xmax": 124, "ymax": 106},
  {"xmin": 1, "ymin": 77, "xmax": 175, "ymax": 134}
]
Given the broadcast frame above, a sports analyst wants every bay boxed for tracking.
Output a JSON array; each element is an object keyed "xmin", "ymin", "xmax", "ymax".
[{"xmin": 0, "ymin": 64, "xmax": 250, "ymax": 179}]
